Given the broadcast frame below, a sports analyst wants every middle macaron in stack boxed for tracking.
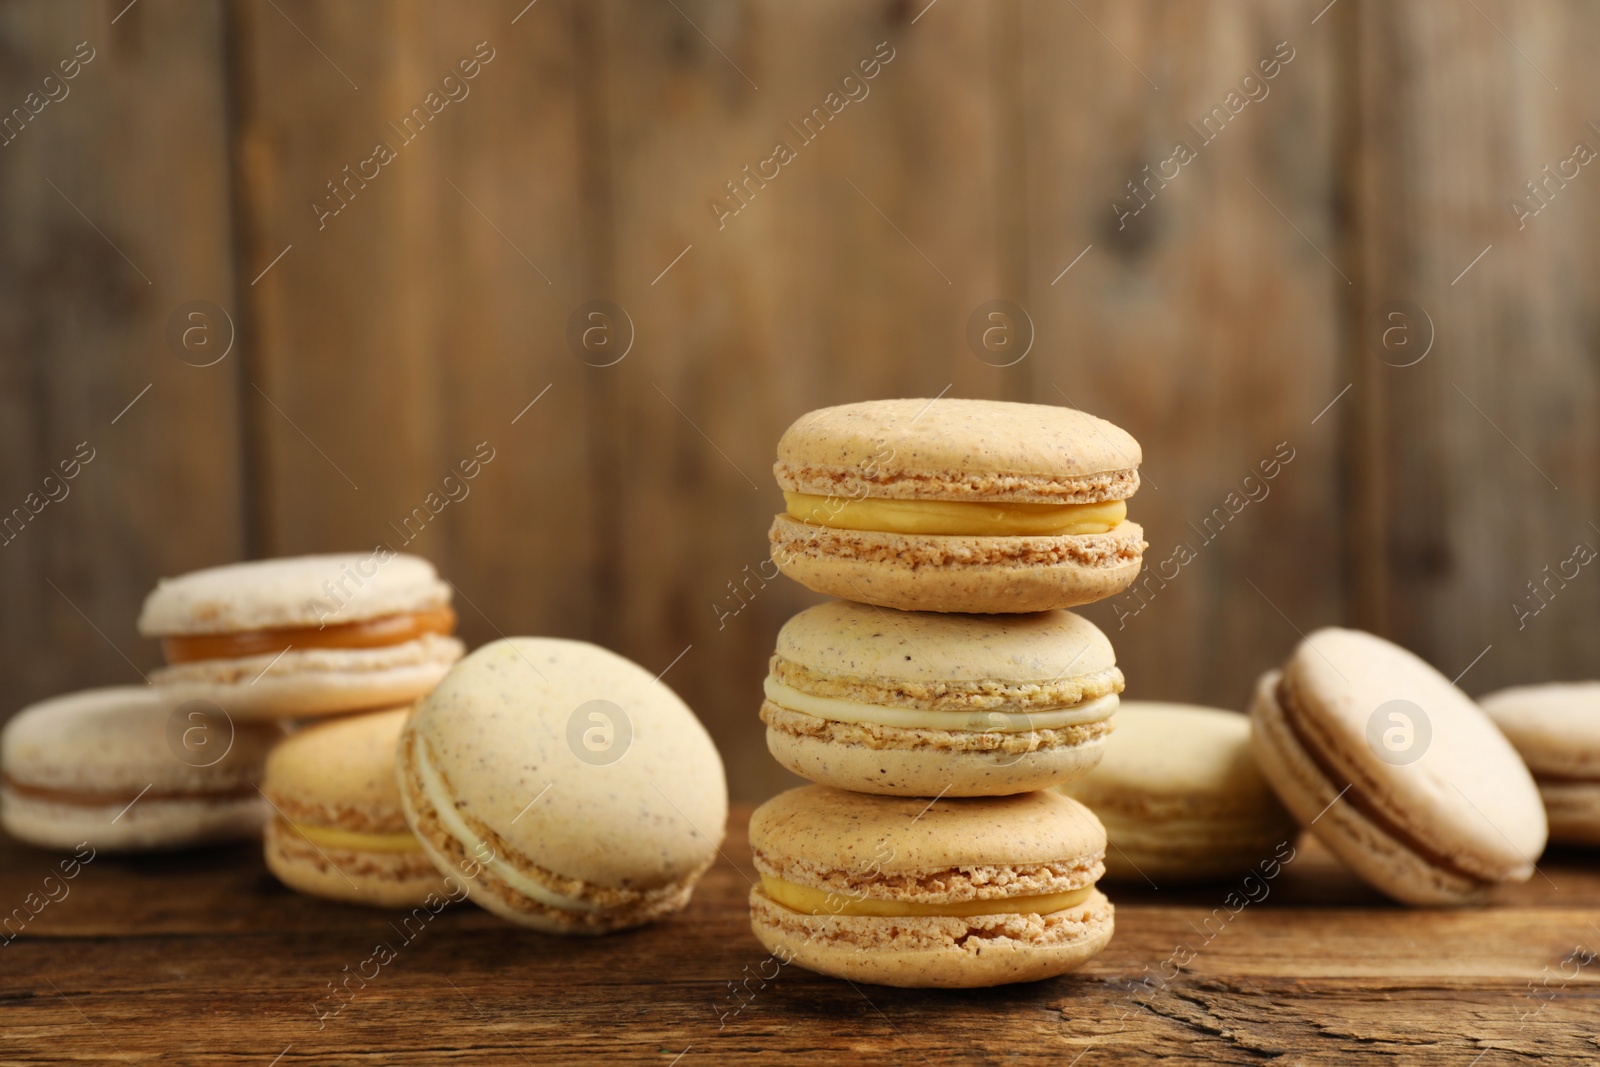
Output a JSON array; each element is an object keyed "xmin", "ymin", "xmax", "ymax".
[{"xmin": 750, "ymin": 397, "xmax": 1144, "ymax": 988}]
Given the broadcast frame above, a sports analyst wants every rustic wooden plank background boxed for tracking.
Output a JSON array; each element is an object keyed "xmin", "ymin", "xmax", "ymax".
[{"xmin": 1, "ymin": 0, "xmax": 1597, "ymax": 803}]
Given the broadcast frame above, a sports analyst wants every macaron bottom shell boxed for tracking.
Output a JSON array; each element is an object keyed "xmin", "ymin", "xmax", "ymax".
[
  {"xmin": 1096, "ymin": 816, "xmax": 1297, "ymax": 883},
  {"xmin": 749, "ymin": 885, "xmax": 1114, "ymax": 988},
  {"xmin": 763, "ymin": 704, "xmax": 1111, "ymax": 797},
  {"xmin": 769, "ymin": 514, "xmax": 1145, "ymax": 613},
  {"xmin": 1540, "ymin": 781, "xmax": 1600, "ymax": 846},
  {"xmin": 1, "ymin": 787, "xmax": 265, "ymax": 852},
  {"xmin": 264, "ymin": 818, "xmax": 454, "ymax": 909}
]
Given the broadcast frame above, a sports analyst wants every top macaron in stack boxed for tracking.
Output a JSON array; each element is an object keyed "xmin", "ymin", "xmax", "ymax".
[{"xmin": 748, "ymin": 397, "xmax": 1148, "ymax": 988}]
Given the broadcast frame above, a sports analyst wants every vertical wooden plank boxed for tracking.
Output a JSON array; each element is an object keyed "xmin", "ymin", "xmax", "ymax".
[
  {"xmin": 1018, "ymin": 0, "xmax": 1345, "ymax": 709},
  {"xmin": 1347, "ymin": 0, "xmax": 1600, "ymax": 691},
  {"xmin": 594, "ymin": 0, "xmax": 1024, "ymax": 799},
  {"xmin": 0, "ymin": 1, "xmax": 245, "ymax": 711},
  {"xmin": 230, "ymin": 0, "xmax": 604, "ymax": 648}
]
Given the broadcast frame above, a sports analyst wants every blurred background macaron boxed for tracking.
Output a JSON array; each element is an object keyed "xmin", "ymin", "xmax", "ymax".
[
  {"xmin": 1, "ymin": 686, "xmax": 281, "ymax": 851},
  {"xmin": 1481, "ymin": 682, "xmax": 1600, "ymax": 847},
  {"xmin": 763, "ymin": 600, "xmax": 1122, "ymax": 796},
  {"xmin": 748, "ymin": 785, "xmax": 1113, "ymax": 988},
  {"xmin": 768, "ymin": 398, "xmax": 1145, "ymax": 613},
  {"xmin": 1062, "ymin": 702, "xmax": 1297, "ymax": 882},
  {"xmin": 398, "ymin": 637, "xmax": 728, "ymax": 934},
  {"xmin": 1251, "ymin": 628, "xmax": 1547, "ymax": 905},
  {"xmin": 262, "ymin": 706, "xmax": 451, "ymax": 908},
  {"xmin": 137, "ymin": 553, "xmax": 464, "ymax": 719}
]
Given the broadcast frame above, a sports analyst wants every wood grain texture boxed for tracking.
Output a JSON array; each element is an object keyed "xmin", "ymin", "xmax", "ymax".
[{"xmin": 3, "ymin": 812, "xmax": 1596, "ymax": 1064}]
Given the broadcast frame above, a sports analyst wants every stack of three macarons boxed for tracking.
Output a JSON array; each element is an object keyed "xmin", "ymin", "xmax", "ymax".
[{"xmin": 746, "ymin": 398, "xmax": 1149, "ymax": 987}]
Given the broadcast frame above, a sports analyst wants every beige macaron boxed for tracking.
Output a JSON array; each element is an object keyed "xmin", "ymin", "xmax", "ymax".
[
  {"xmin": 262, "ymin": 707, "xmax": 452, "ymax": 908},
  {"xmin": 762, "ymin": 600, "xmax": 1122, "ymax": 796},
  {"xmin": 1063, "ymin": 702, "xmax": 1297, "ymax": 881},
  {"xmin": 769, "ymin": 398, "xmax": 1146, "ymax": 613},
  {"xmin": 138, "ymin": 553, "xmax": 465, "ymax": 719},
  {"xmin": 2, "ymin": 686, "xmax": 281, "ymax": 851},
  {"xmin": 397, "ymin": 637, "xmax": 728, "ymax": 934},
  {"xmin": 748, "ymin": 786, "xmax": 1113, "ymax": 988},
  {"xmin": 1250, "ymin": 628, "xmax": 1547, "ymax": 905},
  {"xmin": 1480, "ymin": 683, "xmax": 1600, "ymax": 846}
]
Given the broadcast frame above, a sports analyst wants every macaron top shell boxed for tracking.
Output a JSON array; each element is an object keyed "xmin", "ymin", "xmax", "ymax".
[
  {"xmin": 1280, "ymin": 628, "xmax": 1546, "ymax": 879},
  {"xmin": 408, "ymin": 637, "xmax": 727, "ymax": 892},
  {"xmin": 2, "ymin": 686, "xmax": 280, "ymax": 794},
  {"xmin": 264, "ymin": 706, "xmax": 413, "ymax": 831},
  {"xmin": 772, "ymin": 600, "xmax": 1120, "ymax": 709},
  {"xmin": 1067, "ymin": 702, "xmax": 1278, "ymax": 817},
  {"xmin": 1480, "ymin": 682, "xmax": 1600, "ymax": 778},
  {"xmin": 749, "ymin": 785, "xmax": 1105, "ymax": 875},
  {"xmin": 138, "ymin": 552, "xmax": 450, "ymax": 635},
  {"xmin": 774, "ymin": 398, "xmax": 1141, "ymax": 504}
]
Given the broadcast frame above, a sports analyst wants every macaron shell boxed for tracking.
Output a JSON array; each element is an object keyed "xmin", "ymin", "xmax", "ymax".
[
  {"xmin": 149, "ymin": 636, "xmax": 463, "ymax": 720},
  {"xmin": 1, "ymin": 788, "xmax": 266, "ymax": 853},
  {"xmin": 1250, "ymin": 670, "xmax": 1486, "ymax": 905},
  {"xmin": 263, "ymin": 706, "xmax": 415, "ymax": 832},
  {"xmin": 263, "ymin": 817, "xmax": 453, "ymax": 908},
  {"xmin": 1538, "ymin": 781, "xmax": 1600, "ymax": 846},
  {"xmin": 1479, "ymin": 682, "xmax": 1600, "ymax": 779},
  {"xmin": 774, "ymin": 398, "xmax": 1142, "ymax": 503},
  {"xmin": 138, "ymin": 552, "xmax": 452, "ymax": 635},
  {"xmin": 770, "ymin": 516, "xmax": 1144, "ymax": 614},
  {"xmin": 749, "ymin": 885, "xmax": 1114, "ymax": 988},
  {"xmin": 1279, "ymin": 628, "xmax": 1546, "ymax": 884}
]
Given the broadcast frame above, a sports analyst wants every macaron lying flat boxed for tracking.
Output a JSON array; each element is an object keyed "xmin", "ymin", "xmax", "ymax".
[
  {"xmin": 749, "ymin": 786, "xmax": 1113, "ymax": 988},
  {"xmin": 1063, "ymin": 702, "xmax": 1297, "ymax": 881},
  {"xmin": 1481, "ymin": 683, "xmax": 1600, "ymax": 846},
  {"xmin": 263, "ymin": 707, "xmax": 451, "ymax": 907},
  {"xmin": 138, "ymin": 553, "xmax": 465, "ymax": 719},
  {"xmin": 1250, "ymin": 629, "xmax": 1547, "ymax": 905},
  {"xmin": 768, "ymin": 398, "xmax": 1145, "ymax": 613},
  {"xmin": 398, "ymin": 638, "xmax": 728, "ymax": 934},
  {"xmin": 762, "ymin": 601, "xmax": 1122, "ymax": 796},
  {"xmin": 1, "ymin": 686, "xmax": 281, "ymax": 851}
]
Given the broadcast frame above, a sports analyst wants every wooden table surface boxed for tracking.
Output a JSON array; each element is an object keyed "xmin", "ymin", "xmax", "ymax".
[{"xmin": 4, "ymin": 807, "xmax": 1597, "ymax": 1065}]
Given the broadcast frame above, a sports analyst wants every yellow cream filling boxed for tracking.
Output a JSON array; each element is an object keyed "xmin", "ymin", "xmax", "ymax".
[
  {"xmin": 784, "ymin": 492, "xmax": 1126, "ymax": 536},
  {"xmin": 761, "ymin": 874, "xmax": 1094, "ymax": 917},
  {"xmin": 763, "ymin": 677, "xmax": 1118, "ymax": 733},
  {"xmin": 290, "ymin": 822, "xmax": 423, "ymax": 854}
]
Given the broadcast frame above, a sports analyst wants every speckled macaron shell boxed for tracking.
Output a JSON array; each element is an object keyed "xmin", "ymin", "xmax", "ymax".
[
  {"xmin": 397, "ymin": 637, "xmax": 729, "ymax": 934},
  {"xmin": 263, "ymin": 707, "xmax": 451, "ymax": 908},
  {"xmin": 1481, "ymin": 683, "xmax": 1600, "ymax": 846},
  {"xmin": 748, "ymin": 786, "xmax": 1113, "ymax": 988},
  {"xmin": 1062, "ymin": 702, "xmax": 1297, "ymax": 881},
  {"xmin": 1251, "ymin": 629, "xmax": 1548, "ymax": 905},
  {"xmin": 763, "ymin": 601, "xmax": 1122, "ymax": 796},
  {"xmin": 1, "ymin": 686, "xmax": 281, "ymax": 851}
]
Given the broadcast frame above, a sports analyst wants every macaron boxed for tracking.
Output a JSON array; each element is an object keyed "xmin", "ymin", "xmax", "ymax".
[
  {"xmin": 768, "ymin": 398, "xmax": 1145, "ymax": 613},
  {"xmin": 1480, "ymin": 683, "xmax": 1600, "ymax": 846},
  {"xmin": 1062, "ymin": 702, "xmax": 1297, "ymax": 881},
  {"xmin": 138, "ymin": 552, "xmax": 465, "ymax": 719},
  {"xmin": 762, "ymin": 600, "xmax": 1121, "ymax": 796},
  {"xmin": 1250, "ymin": 628, "xmax": 1547, "ymax": 905},
  {"xmin": 397, "ymin": 637, "xmax": 728, "ymax": 934},
  {"xmin": 262, "ymin": 706, "xmax": 452, "ymax": 908},
  {"xmin": 748, "ymin": 785, "xmax": 1113, "ymax": 988},
  {"xmin": 1, "ymin": 686, "xmax": 281, "ymax": 851}
]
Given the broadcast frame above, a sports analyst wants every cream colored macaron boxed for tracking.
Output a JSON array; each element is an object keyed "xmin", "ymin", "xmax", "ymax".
[
  {"xmin": 138, "ymin": 552, "xmax": 465, "ymax": 719},
  {"xmin": 762, "ymin": 600, "xmax": 1121, "ymax": 796},
  {"xmin": 748, "ymin": 786, "xmax": 1113, "ymax": 988},
  {"xmin": 262, "ymin": 707, "xmax": 452, "ymax": 908},
  {"xmin": 2, "ymin": 686, "xmax": 281, "ymax": 851},
  {"xmin": 768, "ymin": 398, "xmax": 1146, "ymax": 613},
  {"xmin": 397, "ymin": 638, "xmax": 728, "ymax": 934},
  {"xmin": 1062, "ymin": 702, "xmax": 1297, "ymax": 881},
  {"xmin": 1250, "ymin": 629, "xmax": 1547, "ymax": 904},
  {"xmin": 1480, "ymin": 683, "xmax": 1600, "ymax": 846}
]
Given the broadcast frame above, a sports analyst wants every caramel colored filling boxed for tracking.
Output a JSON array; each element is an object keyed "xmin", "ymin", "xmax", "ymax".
[
  {"xmin": 2, "ymin": 774, "xmax": 253, "ymax": 806},
  {"xmin": 162, "ymin": 607, "xmax": 457, "ymax": 665},
  {"xmin": 286, "ymin": 819, "xmax": 423, "ymax": 854},
  {"xmin": 784, "ymin": 492, "xmax": 1126, "ymax": 536},
  {"xmin": 760, "ymin": 874, "xmax": 1093, "ymax": 917}
]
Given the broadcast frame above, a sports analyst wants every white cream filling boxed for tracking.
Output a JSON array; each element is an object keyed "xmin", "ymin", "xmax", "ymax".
[
  {"xmin": 763, "ymin": 677, "xmax": 1118, "ymax": 733},
  {"xmin": 414, "ymin": 741, "xmax": 597, "ymax": 913}
]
